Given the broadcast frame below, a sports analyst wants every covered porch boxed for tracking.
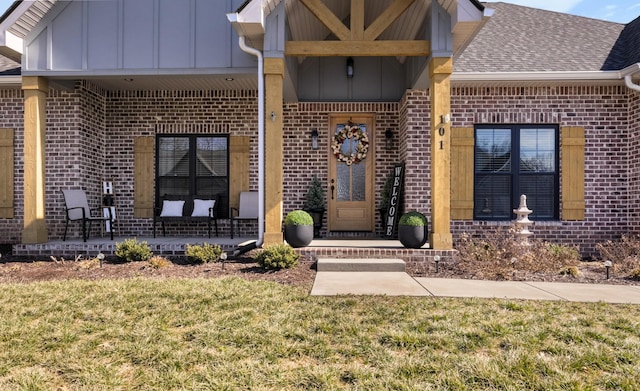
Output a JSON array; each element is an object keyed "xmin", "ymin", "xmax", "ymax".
[{"xmin": 0, "ymin": 0, "xmax": 490, "ymax": 251}]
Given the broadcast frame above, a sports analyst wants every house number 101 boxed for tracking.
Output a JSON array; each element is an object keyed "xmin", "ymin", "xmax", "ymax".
[{"xmin": 438, "ymin": 127, "xmax": 445, "ymax": 149}]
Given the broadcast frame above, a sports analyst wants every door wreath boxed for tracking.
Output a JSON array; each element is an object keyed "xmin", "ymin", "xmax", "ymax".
[{"xmin": 331, "ymin": 123, "xmax": 369, "ymax": 165}]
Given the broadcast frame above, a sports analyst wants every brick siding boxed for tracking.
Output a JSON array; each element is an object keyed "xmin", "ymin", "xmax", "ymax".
[{"xmin": 450, "ymin": 85, "xmax": 631, "ymax": 255}]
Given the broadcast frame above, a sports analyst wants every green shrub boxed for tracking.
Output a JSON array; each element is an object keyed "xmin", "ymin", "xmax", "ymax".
[
  {"xmin": 398, "ymin": 211, "xmax": 427, "ymax": 226},
  {"xmin": 147, "ymin": 256, "xmax": 173, "ymax": 269},
  {"xmin": 185, "ymin": 243, "xmax": 223, "ymax": 264},
  {"xmin": 253, "ymin": 243, "xmax": 299, "ymax": 270},
  {"xmin": 305, "ymin": 176, "xmax": 326, "ymax": 210},
  {"xmin": 115, "ymin": 238, "xmax": 153, "ymax": 262},
  {"xmin": 559, "ymin": 266, "xmax": 581, "ymax": 277},
  {"xmin": 284, "ymin": 210, "xmax": 313, "ymax": 226}
]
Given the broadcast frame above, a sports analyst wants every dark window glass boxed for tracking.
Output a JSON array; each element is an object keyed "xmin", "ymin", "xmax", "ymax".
[
  {"xmin": 156, "ymin": 134, "xmax": 229, "ymax": 218},
  {"xmin": 474, "ymin": 125, "xmax": 558, "ymax": 220}
]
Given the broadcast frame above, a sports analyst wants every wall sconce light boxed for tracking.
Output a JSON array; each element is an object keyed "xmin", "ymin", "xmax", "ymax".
[
  {"xmin": 385, "ymin": 128, "xmax": 394, "ymax": 150},
  {"xmin": 346, "ymin": 57, "xmax": 354, "ymax": 78},
  {"xmin": 310, "ymin": 129, "xmax": 319, "ymax": 150}
]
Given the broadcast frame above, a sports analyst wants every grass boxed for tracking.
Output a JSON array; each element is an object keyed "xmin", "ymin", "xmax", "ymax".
[{"xmin": 1, "ymin": 278, "xmax": 639, "ymax": 390}]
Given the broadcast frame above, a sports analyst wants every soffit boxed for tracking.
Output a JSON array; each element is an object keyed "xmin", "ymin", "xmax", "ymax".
[
  {"xmin": 284, "ymin": 0, "xmax": 431, "ymax": 44},
  {"xmin": 4, "ymin": 0, "xmax": 56, "ymax": 39},
  {"xmin": 53, "ymin": 74, "xmax": 259, "ymax": 92}
]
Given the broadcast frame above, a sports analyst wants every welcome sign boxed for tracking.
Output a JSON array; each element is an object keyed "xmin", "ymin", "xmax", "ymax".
[{"xmin": 384, "ymin": 163, "xmax": 404, "ymax": 238}]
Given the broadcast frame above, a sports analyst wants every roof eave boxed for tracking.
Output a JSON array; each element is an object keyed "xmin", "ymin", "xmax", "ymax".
[
  {"xmin": 227, "ymin": 0, "xmax": 264, "ymax": 48},
  {"xmin": 452, "ymin": 70, "xmax": 623, "ymax": 82},
  {"xmin": 0, "ymin": 0, "xmax": 38, "ymax": 62},
  {"xmin": 0, "ymin": 74, "xmax": 22, "ymax": 86}
]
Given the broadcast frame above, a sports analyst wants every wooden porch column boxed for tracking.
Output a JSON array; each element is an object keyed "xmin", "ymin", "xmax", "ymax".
[
  {"xmin": 22, "ymin": 76, "xmax": 49, "ymax": 243},
  {"xmin": 263, "ymin": 57, "xmax": 285, "ymax": 245},
  {"xmin": 429, "ymin": 58, "xmax": 453, "ymax": 250}
]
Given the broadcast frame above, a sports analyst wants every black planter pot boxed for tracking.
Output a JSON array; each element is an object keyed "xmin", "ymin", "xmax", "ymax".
[
  {"xmin": 398, "ymin": 225, "xmax": 428, "ymax": 248},
  {"xmin": 284, "ymin": 225, "xmax": 314, "ymax": 248}
]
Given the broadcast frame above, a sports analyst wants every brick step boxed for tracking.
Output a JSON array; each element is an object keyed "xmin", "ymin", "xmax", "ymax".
[{"xmin": 316, "ymin": 258, "xmax": 406, "ymax": 272}]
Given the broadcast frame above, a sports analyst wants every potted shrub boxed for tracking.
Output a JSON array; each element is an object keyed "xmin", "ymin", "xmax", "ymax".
[
  {"xmin": 398, "ymin": 211, "xmax": 429, "ymax": 248},
  {"xmin": 284, "ymin": 210, "xmax": 314, "ymax": 248},
  {"xmin": 303, "ymin": 176, "xmax": 326, "ymax": 237}
]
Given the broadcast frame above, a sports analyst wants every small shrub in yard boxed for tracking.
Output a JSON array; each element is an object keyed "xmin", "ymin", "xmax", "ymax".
[
  {"xmin": 559, "ymin": 265, "xmax": 581, "ymax": 277},
  {"xmin": 147, "ymin": 256, "xmax": 173, "ymax": 269},
  {"xmin": 76, "ymin": 258, "xmax": 100, "ymax": 270},
  {"xmin": 596, "ymin": 235, "xmax": 640, "ymax": 276},
  {"xmin": 253, "ymin": 243, "xmax": 299, "ymax": 270},
  {"xmin": 185, "ymin": 243, "xmax": 223, "ymax": 264},
  {"xmin": 115, "ymin": 238, "xmax": 153, "ymax": 262}
]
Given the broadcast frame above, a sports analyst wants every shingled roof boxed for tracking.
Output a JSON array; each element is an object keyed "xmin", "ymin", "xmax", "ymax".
[
  {"xmin": 455, "ymin": 2, "xmax": 625, "ymax": 73},
  {"xmin": 603, "ymin": 16, "xmax": 640, "ymax": 70},
  {"xmin": 0, "ymin": 55, "xmax": 19, "ymax": 75}
]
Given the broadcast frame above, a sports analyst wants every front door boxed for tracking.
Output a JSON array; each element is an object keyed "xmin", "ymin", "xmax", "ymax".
[{"xmin": 327, "ymin": 114, "xmax": 375, "ymax": 232}]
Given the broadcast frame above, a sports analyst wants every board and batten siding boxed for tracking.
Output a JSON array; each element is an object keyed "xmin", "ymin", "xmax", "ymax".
[
  {"xmin": 561, "ymin": 126, "xmax": 585, "ymax": 221},
  {"xmin": 25, "ymin": 0, "xmax": 254, "ymax": 73}
]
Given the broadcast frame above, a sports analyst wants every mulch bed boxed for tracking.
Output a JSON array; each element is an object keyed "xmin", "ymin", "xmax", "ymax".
[{"xmin": 1, "ymin": 252, "xmax": 637, "ymax": 288}]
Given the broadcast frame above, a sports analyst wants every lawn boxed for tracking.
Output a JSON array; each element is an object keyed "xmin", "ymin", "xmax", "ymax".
[{"xmin": 1, "ymin": 277, "xmax": 639, "ymax": 390}]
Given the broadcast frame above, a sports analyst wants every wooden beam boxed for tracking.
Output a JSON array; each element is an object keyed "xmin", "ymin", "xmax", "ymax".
[
  {"xmin": 263, "ymin": 57, "xmax": 285, "ymax": 245},
  {"xmin": 350, "ymin": 0, "xmax": 364, "ymax": 40},
  {"xmin": 364, "ymin": 0, "xmax": 416, "ymax": 41},
  {"xmin": 299, "ymin": 0, "xmax": 350, "ymax": 41},
  {"xmin": 22, "ymin": 76, "xmax": 49, "ymax": 243},
  {"xmin": 285, "ymin": 40, "xmax": 430, "ymax": 57},
  {"xmin": 429, "ymin": 57, "xmax": 453, "ymax": 250}
]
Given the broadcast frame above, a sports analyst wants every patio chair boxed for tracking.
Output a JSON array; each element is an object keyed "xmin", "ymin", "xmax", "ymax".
[
  {"xmin": 62, "ymin": 189, "xmax": 114, "ymax": 242},
  {"xmin": 230, "ymin": 191, "xmax": 259, "ymax": 239}
]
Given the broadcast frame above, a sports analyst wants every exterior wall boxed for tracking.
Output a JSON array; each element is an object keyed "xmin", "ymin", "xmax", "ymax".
[
  {"xmin": 297, "ymin": 57, "xmax": 406, "ymax": 101},
  {"xmin": 14, "ymin": 82, "xmax": 259, "ymax": 241},
  {"xmin": 0, "ymin": 84, "xmax": 105, "ymax": 243},
  {"xmin": 25, "ymin": 0, "xmax": 254, "ymax": 73},
  {"xmin": 103, "ymin": 88, "xmax": 259, "ymax": 238},
  {"xmin": 450, "ymin": 85, "xmax": 630, "ymax": 256},
  {"xmin": 398, "ymin": 90, "xmax": 431, "ymax": 214},
  {"xmin": 3, "ymin": 81, "xmax": 637, "ymax": 256},
  {"xmin": 44, "ymin": 84, "xmax": 105, "ymax": 240},
  {"xmin": 629, "ymin": 91, "xmax": 640, "ymax": 235},
  {"xmin": 282, "ymin": 102, "xmax": 400, "ymax": 237}
]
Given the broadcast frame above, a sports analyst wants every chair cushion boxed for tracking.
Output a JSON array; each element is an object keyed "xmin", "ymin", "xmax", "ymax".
[
  {"xmin": 160, "ymin": 200, "xmax": 185, "ymax": 217},
  {"xmin": 237, "ymin": 192, "xmax": 259, "ymax": 218},
  {"xmin": 192, "ymin": 199, "xmax": 215, "ymax": 217}
]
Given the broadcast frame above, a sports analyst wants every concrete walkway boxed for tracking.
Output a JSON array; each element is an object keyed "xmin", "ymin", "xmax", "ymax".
[{"xmin": 311, "ymin": 272, "xmax": 640, "ymax": 304}]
